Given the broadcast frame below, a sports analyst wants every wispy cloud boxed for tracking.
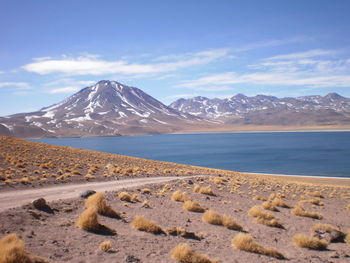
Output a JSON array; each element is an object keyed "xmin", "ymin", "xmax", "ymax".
[
  {"xmin": 0, "ymin": 82, "xmax": 31, "ymax": 90},
  {"xmin": 22, "ymin": 49, "xmax": 230, "ymax": 76},
  {"xmin": 48, "ymin": 86, "xmax": 81, "ymax": 94},
  {"xmin": 265, "ymin": 49, "xmax": 335, "ymax": 61}
]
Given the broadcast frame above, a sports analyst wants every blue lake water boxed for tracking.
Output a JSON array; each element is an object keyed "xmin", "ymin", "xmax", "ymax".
[{"xmin": 31, "ymin": 132, "xmax": 350, "ymax": 178}]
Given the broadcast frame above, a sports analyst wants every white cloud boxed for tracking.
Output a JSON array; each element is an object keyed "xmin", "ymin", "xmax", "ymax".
[
  {"xmin": 178, "ymin": 71, "xmax": 350, "ymax": 89},
  {"xmin": 265, "ymin": 49, "xmax": 335, "ymax": 61},
  {"xmin": 22, "ymin": 49, "xmax": 230, "ymax": 76},
  {"xmin": 0, "ymin": 82, "xmax": 31, "ymax": 90},
  {"xmin": 48, "ymin": 86, "xmax": 80, "ymax": 94}
]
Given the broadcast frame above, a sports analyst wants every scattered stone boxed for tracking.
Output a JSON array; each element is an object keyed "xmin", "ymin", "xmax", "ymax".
[
  {"xmin": 32, "ymin": 198, "xmax": 47, "ymax": 210},
  {"xmin": 125, "ymin": 255, "xmax": 141, "ymax": 263},
  {"xmin": 188, "ymin": 180, "xmax": 193, "ymax": 185},
  {"xmin": 80, "ymin": 190, "xmax": 96, "ymax": 199},
  {"xmin": 314, "ymin": 229, "xmax": 345, "ymax": 243}
]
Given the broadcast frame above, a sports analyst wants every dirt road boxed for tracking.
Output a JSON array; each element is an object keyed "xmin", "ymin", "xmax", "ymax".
[{"xmin": 0, "ymin": 176, "xmax": 193, "ymax": 211}]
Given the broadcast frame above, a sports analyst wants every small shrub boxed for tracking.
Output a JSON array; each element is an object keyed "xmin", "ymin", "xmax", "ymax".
[
  {"xmin": 222, "ymin": 215, "xmax": 243, "ymax": 231},
  {"xmin": 253, "ymin": 195, "xmax": 267, "ymax": 201},
  {"xmin": 141, "ymin": 200, "xmax": 151, "ymax": 208},
  {"xmin": 141, "ymin": 188, "xmax": 151, "ymax": 194},
  {"xmin": 99, "ymin": 241, "xmax": 112, "ymax": 252},
  {"xmin": 76, "ymin": 207, "xmax": 100, "ymax": 232},
  {"xmin": 292, "ymin": 234, "xmax": 328, "ymax": 250},
  {"xmin": 118, "ymin": 192, "xmax": 132, "ymax": 202},
  {"xmin": 300, "ymin": 198, "xmax": 324, "ymax": 206},
  {"xmin": 255, "ymin": 217, "xmax": 283, "ymax": 228},
  {"xmin": 0, "ymin": 233, "xmax": 48, "ymax": 263},
  {"xmin": 86, "ymin": 192, "xmax": 121, "ymax": 218},
  {"xmin": 202, "ymin": 210, "xmax": 222, "ymax": 225},
  {"xmin": 248, "ymin": 206, "xmax": 275, "ymax": 220},
  {"xmin": 172, "ymin": 190, "xmax": 191, "ymax": 202},
  {"xmin": 199, "ymin": 186, "xmax": 215, "ymax": 196},
  {"xmin": 346, "ymin": 230, "xmax": 350, "ymax": 243},
  {"xmin": 131, "ymin": 215, "xmax": 164, "ymax": 234},
  {"xmin": 307, "ymin": 191, "xmax": 324, "ymax": 198},
  {"xmin": 262, "ymin": 201, "xmax": 279, "ymax": 211},
  {"xmin": 271, "ymin": 198, "xmax": 290, "ymax": 208},
  {"xmin": 183, "ymin": 200, "xmax": 205, "ymax": 213},
  {"xmin": 291, "ymin": 204, "xmax": 323, "ymax": 219},
  {"xmin": 171, "ymin": 243, "xmax": 219, "ymax": 263},
  {"xmin": 232, "ymin": 233, "xmax": 284, "ymax": 259},
  {"xmin": 193, "ymin": 184, "xmax": 201, "ymax": 193}
]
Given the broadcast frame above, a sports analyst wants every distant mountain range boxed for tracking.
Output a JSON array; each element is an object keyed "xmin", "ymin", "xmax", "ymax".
[
  {"xmin": 0, "ymin": 80, "xmax": 350, "ymax": 138},
  {"xmin": 169, "ymin": 93, "xmax": 350, "ymax": 126}
]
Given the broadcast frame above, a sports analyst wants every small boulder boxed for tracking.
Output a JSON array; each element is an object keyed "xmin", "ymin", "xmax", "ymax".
[
  {"xmin": 32, "ymin": 198, "xmax": 47, "ymax": 210},
  {"xmin": 80, "ymin": 190, "xmax": 96, "ymax": 199},
  {"xmin": 314, "ymin": 229, "xmax": 345, "ymax": 243}
]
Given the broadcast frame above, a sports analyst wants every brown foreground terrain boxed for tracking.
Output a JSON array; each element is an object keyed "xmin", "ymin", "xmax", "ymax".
[{"xmin": 0, "ymin": 136, "xmax": 349, "ymax": 263}]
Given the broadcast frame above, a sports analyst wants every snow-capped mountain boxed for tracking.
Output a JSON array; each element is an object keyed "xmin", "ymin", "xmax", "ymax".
[
  {"xmin": 169, "ymin": 93, "xmax": 350, "ymax": 125},
  {"xmin": 0, "ymin": 80, "xmax": 202, "ymax": 138}
]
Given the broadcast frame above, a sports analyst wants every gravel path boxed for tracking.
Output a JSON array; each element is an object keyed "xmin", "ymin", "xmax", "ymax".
[{"xmin": 0, "ymin": 176, "xmax": 195, "ymax": 211}]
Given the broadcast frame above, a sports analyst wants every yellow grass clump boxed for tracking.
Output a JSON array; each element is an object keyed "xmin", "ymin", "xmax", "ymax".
[
  {"xmin": 248, "ymin": 206, "xmax": 275, "ymax": 220},
  {"xmin": 292, "ymin": 234, "xmax": 328, "ymax": 250},
  {"xmin": 171, "ymin": 243, "xmax": 219, "ymax": 263},
  {"xmin": 346, "ymin": 230, "xmax": 350, "ymax": 243},
  {"xmin": 291, "ymin": 204, "xmax": 323, "ymax": 219},
  {"xmin": 262, "ymin": 201, "xmax": 279, "ymax": 211},
  {"xmin": 210, "ymin": 176, "xmax": 226, "ymax": 184},
  {"xmin": 0, "ymin": 233, "xmax": 48, "ymax": 263},
  {"xmin": 85, "ymin": 192, "xmax": 120, "ymax": 218},
  {"xmin": 202, "ymin": 210, "xmax": 243, "ymax": 231},
  {"xmin": 172, "ymin": 190, "xmax": 191, "ymax": 202},
  {"xmin": 141, "ymin": 200, "xmax": 151, "ymax": 208},
  {"xmin": 222, "ymin": 215, "xmax": 243, "ymax": 231},
  {"xmin": 118, "ymin": 192, "xmax": 132, "ymax": 202},
  {"xmin": 346, "ymin": 204, "xmax": 350, "ymax": 210},
  {"xmin": 131, "ymin": 215, "xmax": 164, "ymax": 234},
  {"xmin": 199, "ymin": 186, "xmax": 215, "ymax": 196},
  {"xmin": 300, "ymin": 198, "xmax": 324, "ymax": 206},
  {"xmin": 307, "ymin": 191, "xmax": 324, "ymax": 198},
  {"xmin": 193, "ymin": 184, "xmax": 201, "ymax": 193},
  {"xmin": 76, "ymin": 207, "xmax": 100, "ymax": 232},
  {"xmin": 311, "ymin": 223, "xmax": 341, "ymax": 233},
  {"xmin": 232, "ymin": 233, "xmax": 284, "ymax": 259},
  {"xmin": 252, "ymin": 195, "xmax": 267, "ymax": 201},
  {"xmin": 271, "ymin": 198, "xmax": 290, "ymax": 208},
  {"xmin": 99, "ymin": 241, "xmax": 112, "ymax": 252},
  {"xmin": 202, "ymin": 210, "xmax": 223, "ymax": 225},
  {"xmin": 183, "ymin": 200, "xmax": 205, "ymax": 213},
  {"xmin": 141, "ymin": 188, "xmax": 151, "ymax": 194}
]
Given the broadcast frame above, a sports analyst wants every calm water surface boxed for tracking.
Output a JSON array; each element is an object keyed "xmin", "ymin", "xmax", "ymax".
[{"xmin": 31, "ymin": 132, "xmax": 350, "ymax": 178}]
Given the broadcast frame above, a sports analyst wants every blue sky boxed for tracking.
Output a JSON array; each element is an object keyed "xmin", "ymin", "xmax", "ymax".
[{"xmin": 1, "ymin": 0, "xmax": 350, "ymax": 116}]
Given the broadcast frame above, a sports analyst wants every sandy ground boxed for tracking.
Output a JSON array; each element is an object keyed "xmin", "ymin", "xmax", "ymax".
[
  {"xmin": 1, "ymin": 136, "xmax": 350, "ymax": 262},
  {"xmin": 0, "ymin": 176, "xmax": 195, "ymax": 212}
]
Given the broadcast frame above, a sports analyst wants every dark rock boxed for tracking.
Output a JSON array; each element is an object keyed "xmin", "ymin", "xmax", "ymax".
[
  {"xmin": 80, "ymin": 190, "xmax": 96, "ymax": 199},
  {"xmin": 188, "ymin": 180, "xmax": 193, "ymax": 185},
  {"xmin": 314, "ymin": 229, "xmax": 345, "ymax": 243},
  {"xmin": 125, "ymin": 255, "xmax": 141, "ymax": 263},
  {"xmin": 32, "ymin": 198, "xmax": 47, "ymax": 210}
]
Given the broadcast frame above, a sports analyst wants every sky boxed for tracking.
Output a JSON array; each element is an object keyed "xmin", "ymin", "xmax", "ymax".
[{"xmin": 0, "ymin": 0, "xmax": 350, "ymax": 116}]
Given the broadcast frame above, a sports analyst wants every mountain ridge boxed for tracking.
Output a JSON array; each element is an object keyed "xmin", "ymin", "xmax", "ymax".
[{"xmin": 1, "ymin": 80, "xmax": 350, "ymax": 138}]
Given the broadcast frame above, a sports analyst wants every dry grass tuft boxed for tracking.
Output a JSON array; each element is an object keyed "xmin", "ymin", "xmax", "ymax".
[
  {"xmin": 183, "ymin": 200, "xmax": 205, "ymax": 213},
  {"xmin": 76, "ymin": 207, "xmax": 100, "ymax": 232},
  {"xmin": 199, "ymin": 186, "xmax": 215, "ymax": 196},
  {"xmin": 346, "ymin": 230, "xmax": 350, "ymax": 244},
  {"xmin": 118, "ymin": 192, "xmax": 132, "ymax": 202},
  {"xmin": 291, "ymin": 204, "xmax": 323, "ymax": 219},
  {"xmin": 300, "ymin": 198, "xmax": 324, "ymax": 206},
  {"xmin": 172, "ymin": 190, "xmax": 191, "ymax": 202},
  {"xmin": 232, "ymin": 233, "xmax": 284, "ymax": 259},
  {"xmin": 248, "ymin": 206, "xmax": 275, "ymax": 220},
  {"xmin": 193, "ymin": 184, "xmax": 201, "ymax": 193},
  {"xmin": 85, "ymin": 192, "xmax": 121, "ymax": 218},
  {"xmin": 262, "ymin": 201, "xmax": 279, "ymax": 211},
  {"xmin": 202, "ymin": 210, "xmax": 223, "ymax": 225},
  {"xmin": 292, "ymin": 234, "xmax": 328, "ymax": 250},
  {"xmin": 346, "ymin": 204, "xmax": 350, "ymax": 210},
  {"xmin": 307, "ymin": 191, "xmax": 324, "ymax": 198},
  {"xmin": 202, "ymin": 210, "xmax": 243, "ymax": 231},
  {"xmin": 99, "ymin": 241, "xmax": 112, "ymax": 252},
  {"xmin": 311, "ymin": 223, "xmax": 341, "ymax": 233},
  {"xmin": 271, "ymin": 198, "xmax": 290, "ymax": 208},
  {"xmin": 0, "ymin": 233, "xmax": 48, "ymax": 263},
  {"xmin": 141, "ymin": 188, "xmax": 151, "ymax": 194},
  {"xmin": 131, "ymin": 215, "xmax": 164, "ymax": 234},
  {"xmin": 141, "ymin": 200, "xmax": 151, "ymax": 208},
  {"xmin": 254, "ymin": 217, "xmax": 283, "ymax": 228},
  {"xmin": 253, "ymin": 195, "xmax": 267, "ymax": 201},
  {"xmin": 171, "ymin": 243, "xmax": 219, "ymax": 263},
  {"xmin": 222, "ymin": 215, "xmax": 243, "ymax": 231}
]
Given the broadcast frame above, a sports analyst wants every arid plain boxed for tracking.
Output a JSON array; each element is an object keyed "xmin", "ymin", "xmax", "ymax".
[{"xmin": 0, "ymin": 136, "xmax": 349, "ymax": 263}]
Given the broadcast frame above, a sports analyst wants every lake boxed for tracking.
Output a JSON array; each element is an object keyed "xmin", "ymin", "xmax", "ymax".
[{"xmin": 31, "ymin": 131, "xmax": 350, "ymax": 178}]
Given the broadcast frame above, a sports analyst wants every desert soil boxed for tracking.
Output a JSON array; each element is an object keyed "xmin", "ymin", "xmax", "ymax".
[{"xmin": 0, "ymin": 136, "xmax": 349, "ymax": 263}]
